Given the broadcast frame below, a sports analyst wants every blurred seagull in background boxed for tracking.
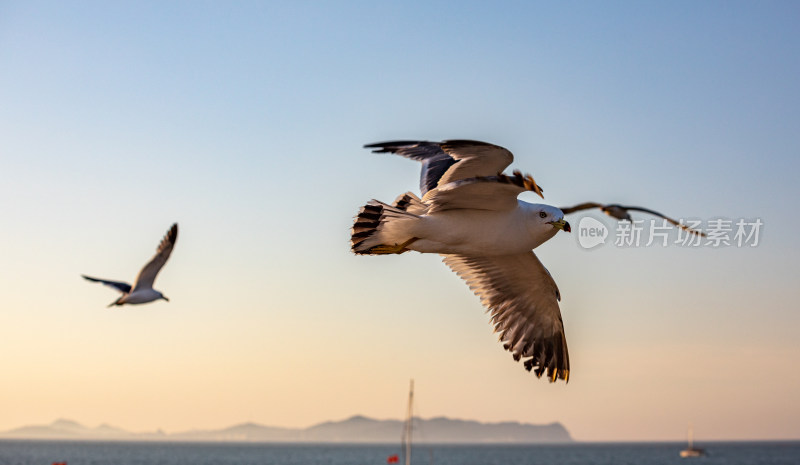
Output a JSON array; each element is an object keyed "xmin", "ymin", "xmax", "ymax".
[
  {"xmin": 560, "ymin": 202, "xmax": 705, "ymax": 236},
  {"xmin": 351, "ymin": 140, "xmax": 704, "ymax": 382},
  {"xmin": 83, "ymin": 223, "xmax": 178, "ymax": 307}
]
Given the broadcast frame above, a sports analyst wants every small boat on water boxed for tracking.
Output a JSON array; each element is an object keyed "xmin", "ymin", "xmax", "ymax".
[
  {"xmin": 680, "ymin": 448, "xmax": 706, "ymax": 458},
  {"xmin": 679, "ymin": 424, "xmax": 706, "ymax": 458},
  {"xmin": 386, "ymin": 380, "xmax": 416, "ymax": 465},
  {"xmin": 401, "ymin": 380, "xmax": 414, "ymax": 465}
]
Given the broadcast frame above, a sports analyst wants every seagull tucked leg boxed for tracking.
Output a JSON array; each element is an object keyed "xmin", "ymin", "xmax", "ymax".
[{"xmin": 367, "ymin": 237, "xmax": 420, "ymax": 255}]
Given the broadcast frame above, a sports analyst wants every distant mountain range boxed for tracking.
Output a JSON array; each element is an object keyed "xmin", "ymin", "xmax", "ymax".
[{"xmin": 1, "ymin": 416, "xmax": 572, "ymax": 444}]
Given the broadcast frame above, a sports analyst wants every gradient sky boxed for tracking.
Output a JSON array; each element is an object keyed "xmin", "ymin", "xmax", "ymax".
[{"xmin": 1, "ymin": 1, "xmax": 798, "ymax": 442}]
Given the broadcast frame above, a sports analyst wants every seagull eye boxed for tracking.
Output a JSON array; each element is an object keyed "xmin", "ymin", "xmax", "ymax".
[{"xmin": 539, "ymin": 212, "xmax": 547, "ymax": 219}]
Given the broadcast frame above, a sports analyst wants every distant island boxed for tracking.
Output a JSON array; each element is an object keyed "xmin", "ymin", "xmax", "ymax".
[{"xmin": 1, "ymin": 416, "xmax": 573, "ymax": 444}]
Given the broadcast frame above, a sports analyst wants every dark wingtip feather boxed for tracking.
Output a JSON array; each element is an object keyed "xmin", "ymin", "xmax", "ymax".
[
  {"xmin": 363, "ymin": 141, "xmax": 428, "ymax": 153},
  {"xmin": 513, "ymin": 333, "xmax": 569, "ymax": 382},
  {"xmin": 440, "ymin": 139, "xmax": 498, "ymax": 149},
  {"xmin": 523, "ymin": 359, "xmax": 535, "ymax": 372}
]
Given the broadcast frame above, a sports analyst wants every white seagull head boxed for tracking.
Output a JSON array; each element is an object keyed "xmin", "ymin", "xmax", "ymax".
[{"xmin": 527, "ymin": 204, "xmax": 571, "ymax": 241}]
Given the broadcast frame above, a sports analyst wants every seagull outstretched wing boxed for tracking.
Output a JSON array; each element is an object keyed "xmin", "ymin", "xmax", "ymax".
[
  {"xmin": 81, "ymin": 275, "xmax": 132, "ymax": 294},
  {"xmin": 364, "ymin": 140, "xmax": 515, "ymax": 197},
  {"xmin": 442, "ymin": 252, "xmax": 569, "ymax": 382},
  {"xmin": 132, "ymin": 223, "xmax": 178, "ymax": 292}
]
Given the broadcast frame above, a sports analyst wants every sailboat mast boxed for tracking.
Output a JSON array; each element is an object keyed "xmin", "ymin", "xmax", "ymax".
[
  {"xmin": 404, "ymin": 379, "xmax": 414, "ymax": 465},
  {"xmin": 687, "ymin": 423, "xmax": 694, "ymax": 449}
]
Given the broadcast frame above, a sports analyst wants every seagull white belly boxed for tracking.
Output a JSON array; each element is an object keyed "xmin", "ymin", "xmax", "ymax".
[
  {"xmin": 409, "ymin": 208, "xmax": 546, "ymax": 255},
  {"xmin": 120, "ymin": 289, "xmax": 162, "ymax": 305}
]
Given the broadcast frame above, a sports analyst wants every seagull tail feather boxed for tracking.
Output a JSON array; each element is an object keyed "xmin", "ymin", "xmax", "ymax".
[
  {"xmin": 391, "ymin": 191, "xmax": 428, "ymax": 215},
  {"xmin": 351, "ymin": 199, "xmax": 421, "ymax": 255}
]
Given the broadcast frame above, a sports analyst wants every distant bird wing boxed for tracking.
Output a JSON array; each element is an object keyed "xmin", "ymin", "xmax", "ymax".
[
  {"xmin": 132, "ymin": 223, "xmax": 178, "ymax": 291},
  {"xmin": 559, "ymin": 202, "xmax": 603, "ymax": 215},
  {"xmin": 82, "ymin": 275, "xmax": 132, "ymax": 294},
  {"xmin": 364, "ymin": 140, "xmax": 515, "ymax": 196},
  {"xmin": 560, "ymin": 202, "xmax": 705, "ymax": 236},
  {"xmin": 442, "ymin": 252, "xmax": 569, "ymax": 382},
  {"xmin": 425, "ymin": 171, "xmax": 544, "ymax": 213},
  {"xmin": 619, "ymin": 205, "xmax": 705, "ymax": 235}
]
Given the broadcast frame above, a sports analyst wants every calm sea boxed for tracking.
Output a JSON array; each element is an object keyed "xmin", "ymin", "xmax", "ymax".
[{"xmin": 0, "ymin": 440, "xmax": 798, "ymax": 465}]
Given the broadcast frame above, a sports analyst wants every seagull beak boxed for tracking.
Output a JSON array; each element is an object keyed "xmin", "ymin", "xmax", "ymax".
[
  {"xmin": 549, "ymin": 219, "xmax": 571, "ymax": 233},
  {"xmin": 163, "ymin": 296, "xmax": 170, "ymax": 302}
]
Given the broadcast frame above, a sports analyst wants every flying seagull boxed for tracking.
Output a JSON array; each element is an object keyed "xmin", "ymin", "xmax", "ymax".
[
  {"xmin": 560, "ymin": 202, "xmax": 705, "ymax": 236},
  {"xmin": 561, "ymin": 202, "xmax": 706, "ymax": 237},
  {"xmin": 83, "ymin": 223, "xmax": 178, "ymax": 307},
  {"xmin": 351, "ymin": 140, "xmax": 702, "ymax": 382}
]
